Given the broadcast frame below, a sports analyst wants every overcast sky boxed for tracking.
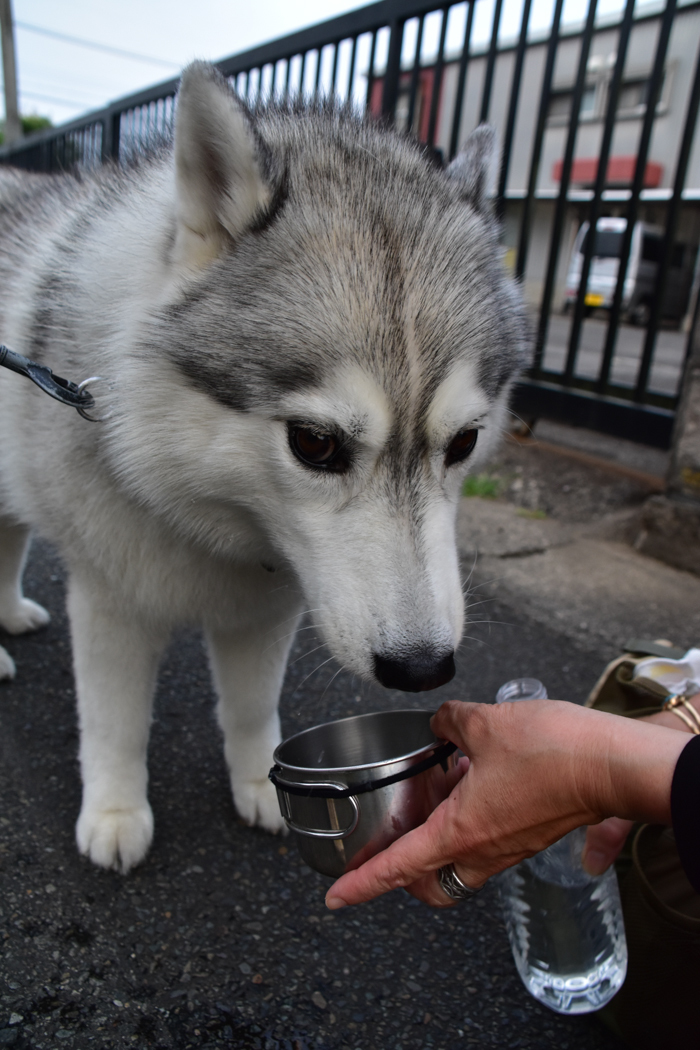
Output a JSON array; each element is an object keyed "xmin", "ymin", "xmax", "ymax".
[{"xmin": 5, "ymin": 0, "xmax": 666, "ymax": 126}]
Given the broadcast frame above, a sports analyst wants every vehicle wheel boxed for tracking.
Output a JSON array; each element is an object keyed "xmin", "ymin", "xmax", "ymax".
[{"xmin": 630, "ymin": 301, "xmax": 651, "ymax": 326}]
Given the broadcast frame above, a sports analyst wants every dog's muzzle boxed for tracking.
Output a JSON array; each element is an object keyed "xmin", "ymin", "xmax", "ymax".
[{"xmin": 373, "ymin": 649, "xmax": 456, "ymax": 692}]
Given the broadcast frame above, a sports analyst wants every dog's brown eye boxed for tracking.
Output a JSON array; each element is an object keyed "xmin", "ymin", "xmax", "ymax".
[
  {"xmin": 288, "ymin": 424, "xmax": 349, "ymax": 472},
  {"xmin": 445, "ymin": 428, "xmax": 478, "ymax": 466}
]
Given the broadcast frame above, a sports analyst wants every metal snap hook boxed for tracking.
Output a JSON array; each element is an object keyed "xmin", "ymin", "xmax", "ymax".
[
  {"xmin": 75, "ymin": 376, "xmax": 113, "ymax": 422},
  {"xmin": 0, "ymin": 343, "xmax": 111, "ymax": 423}
]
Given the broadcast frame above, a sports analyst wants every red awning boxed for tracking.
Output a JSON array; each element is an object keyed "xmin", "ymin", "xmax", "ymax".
[{"xmin": 551, "ymin": 156, "xmax": 663, "ymax": 187}]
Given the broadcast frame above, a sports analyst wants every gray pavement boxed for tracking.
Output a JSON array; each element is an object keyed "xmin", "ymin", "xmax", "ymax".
[
  {"xmin": 2, "ymin": 432, "xmax": 696, "ymax": 1050},
  {"xmin": 458, "ymin": 497, "xmax": 700, "ymax": 656}
]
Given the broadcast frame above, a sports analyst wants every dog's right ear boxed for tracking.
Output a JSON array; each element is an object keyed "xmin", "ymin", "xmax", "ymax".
[{"xmin": 173, "ymin": 61, "xmax": 273, "ymax": 271}]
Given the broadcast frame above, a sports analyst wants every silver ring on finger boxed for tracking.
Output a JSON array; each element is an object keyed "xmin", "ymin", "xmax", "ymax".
[{"xmin": 438, "ymin": 863, "xmax": 482, "ymax": 902}]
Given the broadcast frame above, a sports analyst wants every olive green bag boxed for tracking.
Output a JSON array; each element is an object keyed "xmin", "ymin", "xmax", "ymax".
[{"xmin": 585, "ymin": 639, "xmax": 700, "ymax": 1050}]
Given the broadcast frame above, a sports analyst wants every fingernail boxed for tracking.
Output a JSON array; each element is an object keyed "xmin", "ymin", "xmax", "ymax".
[
  {"xmin": 582, "ymin": 849, "xmax": 610, "ymax": 876},
  {"xmin": 325, "ymin": 895, "xmax": 348, "ymax": 910}
]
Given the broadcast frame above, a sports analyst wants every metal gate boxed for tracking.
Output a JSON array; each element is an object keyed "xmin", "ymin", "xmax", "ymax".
[{"xmin": 2, "ymin": 0, "xmax": 700, "ymax": 447}]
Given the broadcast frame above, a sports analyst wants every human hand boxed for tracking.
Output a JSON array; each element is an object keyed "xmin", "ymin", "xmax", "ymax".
[
  {"xmin": 325, "ymin": 698, "xmax": 687, "ymax": 910},
  {"xmin": 326, "ymin": 700, "xmax": 618, "ymax": 909}
]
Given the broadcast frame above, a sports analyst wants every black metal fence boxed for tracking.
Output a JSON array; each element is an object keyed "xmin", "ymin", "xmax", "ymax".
[{"xmin": 2, "ymin": 0, "xmax": 700, "ymax": 448}]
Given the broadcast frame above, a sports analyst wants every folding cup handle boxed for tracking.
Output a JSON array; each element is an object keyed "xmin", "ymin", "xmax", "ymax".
[{"xmin": 273, "ymin": 779, "xmax": 360, "ymax": 839}]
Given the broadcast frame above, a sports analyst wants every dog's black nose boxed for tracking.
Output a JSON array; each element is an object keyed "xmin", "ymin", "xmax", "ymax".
[{"xmin": 373, "ymin": 649, "xmax": 456, "ymax": 692}]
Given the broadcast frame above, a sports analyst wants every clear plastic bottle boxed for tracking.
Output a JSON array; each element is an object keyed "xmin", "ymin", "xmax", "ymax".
[{"xmin": 494, "ymin": 679, "xmax": 628, "ymax": 1014}]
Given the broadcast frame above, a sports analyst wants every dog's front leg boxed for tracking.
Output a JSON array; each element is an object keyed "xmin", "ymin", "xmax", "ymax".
[
  {"xmin": 207, "ymin": 610, "xmax": 301, "ymax": 834},
  {"xmin": 0, "ymin": 518, "xmax": 51, "ymax": 679},
  {"xmin": 68, "ymin": 573, "xmax": 168, "ymax": 873}
]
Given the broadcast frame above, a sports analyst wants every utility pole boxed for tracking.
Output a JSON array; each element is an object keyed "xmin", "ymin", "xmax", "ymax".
[{"xmin": 0, "ymin": 0, "xmax": 21, "ymax": 145}]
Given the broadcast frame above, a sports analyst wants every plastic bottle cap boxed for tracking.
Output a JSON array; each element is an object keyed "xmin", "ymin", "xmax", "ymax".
[{"xmin": 495, "ymin": 678, "xmax": 548, "ymax": 703}]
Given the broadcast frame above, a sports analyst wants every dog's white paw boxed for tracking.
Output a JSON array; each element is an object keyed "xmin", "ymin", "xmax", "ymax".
[
  {"xmin": 0, "ymin": 598, "xmax": 50, "ymax": 635},
  {"xmin": 76, "ymin": 803, "xmax": 154, "ymax": 873},
  {"xmin": 232, "ymin": 777, "xmax": 286, "ymax": 834},
  {"xmin": 0, "ymin": 646, "xmax": 16, "ymax": 680}
]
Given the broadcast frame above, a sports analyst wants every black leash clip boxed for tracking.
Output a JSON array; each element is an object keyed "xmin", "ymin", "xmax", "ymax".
[{"xmin": 0, "ymin": 343, "xmax": 107, "ymax": 422}]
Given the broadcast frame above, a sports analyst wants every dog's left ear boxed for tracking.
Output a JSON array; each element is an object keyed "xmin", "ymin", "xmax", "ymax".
[
  {"xmin": 446, "ymin": 124, "xmax": 495, "ymax": 214},
  {"xmin": 173, "ymin": 61, "xmax": 275, "ymax": 271}
]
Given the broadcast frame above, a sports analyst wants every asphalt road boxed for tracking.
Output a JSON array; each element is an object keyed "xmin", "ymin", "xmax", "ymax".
[
  {"xmin": 0, "ymin": 539, "xmax": 626, "ymax": 1050},
  {"xmin": 542, "ymin": 314, "xmax": 686, "ymax": 396}
]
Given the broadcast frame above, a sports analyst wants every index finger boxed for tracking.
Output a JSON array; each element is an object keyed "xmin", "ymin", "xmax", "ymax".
[{"xmin": 325, "ymin": 795, "xmax": 456, "ymax": 909}]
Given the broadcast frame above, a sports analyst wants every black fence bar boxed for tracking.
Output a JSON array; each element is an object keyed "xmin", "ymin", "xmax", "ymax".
[
  {"xmin": 597, "ymin": 0, "xmax": 678, "ymax": 392},
  {"xmin": 347, "ymin": 35, "xmax": 359, "ymax": 99},
  {"xmin": 537, "ymin": 0, "xmax": 599, "ymax": 382},
  {"xmin": 426, "ymin": 7, "xmax": 449, "ymax": 147},
  {"xmin": 313, "ymin": 47, "xmax": 323, "ymax": 97},
  {"xmin": 331, "ymin": 41, "xmax": 341, "ymax": 95},
  {"xmin": 479, "ymin": 0, "xmax": 504, "ymax": 124},
  {"xmin": 448, "ymin": 1, "xmax": 475, "ymax": 160},
  {"xmin": 407, "ymin": 15, "xmax": 425, "ymax": 134},
  {"xmin": 365, "ymin": 30, "xmax": 378, "ymax": 109},
  {"xmin": 101, "ymin": 110, "xmax": 120, "ymax": 163},
  {"xmin": 496, "ymin": 0, "xmax": 533, "ymax": 215},
  {"xmin": 515, "ymin": 0, "xmax": 566, "ymax": 284},
  {"xmin": 382, "ymin": 18, "xmax": 406, "ymax": 118},
  {"xmin": 635, "ymin": 35, "xmax": 700, "ymax": 398},
  {"xmin": 512, "ymin": 380, "xmax": 675, "ymax": 448},
  {"xmin": 564, "ymin": 0, "xmax": 636, "ymax": 387}
]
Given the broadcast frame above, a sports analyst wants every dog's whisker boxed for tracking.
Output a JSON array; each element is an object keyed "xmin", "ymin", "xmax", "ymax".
[
  {"xmin": 463, "ymin": 618, "xmax": 515, "ymax": 630},
  {"xmin": 269, "ymin": 608, "xmax": 325, "ymax": 632},
  {"xmin": 261, "ymin": 622, "xmax": 330, "ymax": 652},
  {"xmin": 287, "ymin": 642, "xmax": 330, "ymax": 668},
  {"xmin": 320, "ymin": 663, "xmax": 348, "ymax": 701},
  {"xmin": 291, "ymin": 655, "xmax": 337, "ymax": 698},
  {"xmin": 461, "ymin": 549, "xmax": 479, "ymax": 588},
  {"xmin": 260, "ymin": 626, "xmax": 332, "ymax": 658},
  {"xmin": 505, "ymin": 407, "xmax": 535, "ymax": 438},
  {"xmin": 464, "ymin": 597, "xmax": 497, "ymax": 614}
]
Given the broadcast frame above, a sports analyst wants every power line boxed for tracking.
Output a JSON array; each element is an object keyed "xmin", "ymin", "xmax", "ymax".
[
  {"xmin": 0, "ymin": 79, "xmax": 96, "ymax": 110},
  {"xmin": 15, "ymin": 20, "xmax": 180, "ymax": 69},
  {"xmin": 21, "ymin": 89, "xmax": 91, "ymax": 109},
  {"xmin": 0, "ymin": 77, "xmax": 97, "ymax": 110}
]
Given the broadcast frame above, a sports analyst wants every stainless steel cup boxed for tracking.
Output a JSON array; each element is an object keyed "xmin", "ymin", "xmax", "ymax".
[{"xmin": 269, "ymin": 709, "xmax": 456, "ymax": 878}]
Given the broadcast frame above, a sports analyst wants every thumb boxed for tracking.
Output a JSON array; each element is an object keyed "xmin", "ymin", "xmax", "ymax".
[{"xmin": 582, "ymin": 817, "xmax": 633, "ymax": 876}]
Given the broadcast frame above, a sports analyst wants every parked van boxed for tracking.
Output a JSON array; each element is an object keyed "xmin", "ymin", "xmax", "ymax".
[{"xmin": 564, "ymin": 217, "xmax": 693, "ymax": 325}]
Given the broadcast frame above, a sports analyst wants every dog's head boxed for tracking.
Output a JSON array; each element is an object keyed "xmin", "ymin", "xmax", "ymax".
[{"xmin": 120, "ymin": 62, "xmax": 529, "ymax": 691}]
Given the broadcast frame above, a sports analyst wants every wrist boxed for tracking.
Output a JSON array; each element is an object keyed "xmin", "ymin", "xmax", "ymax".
[
  {"xmin": 600, "ymin": 714, "xmax": 690, "ymax": 825},
  {"xmin": 660, "ymin": 691, "xmax": 700, "ymax": 734}
]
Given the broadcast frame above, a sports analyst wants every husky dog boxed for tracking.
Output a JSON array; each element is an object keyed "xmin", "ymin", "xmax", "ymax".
[{"xmin": 0, "ymin": 62, "xmax": 527, "ymax": 872}]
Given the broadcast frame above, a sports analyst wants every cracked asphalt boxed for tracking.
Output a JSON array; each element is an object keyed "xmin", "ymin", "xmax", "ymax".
[{"xmin": 0, "ymin": 524, "xmax": 629, "ymax": 1050}]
